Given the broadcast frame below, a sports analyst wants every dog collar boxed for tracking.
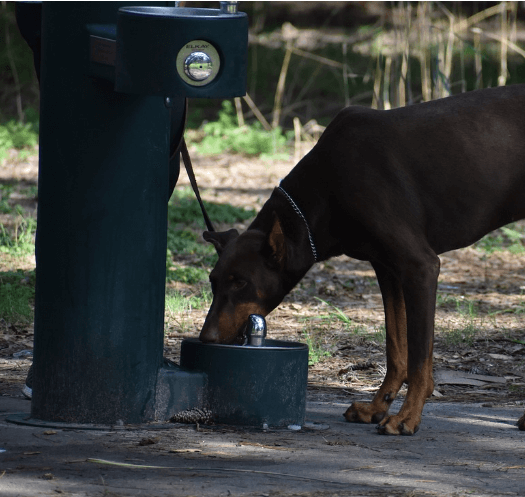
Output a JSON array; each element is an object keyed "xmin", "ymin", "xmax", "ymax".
[{"xmin": 277, "ymin": 185, "xmax": 318, "ymax": 263}]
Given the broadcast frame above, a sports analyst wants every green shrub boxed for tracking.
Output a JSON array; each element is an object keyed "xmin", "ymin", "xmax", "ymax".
[
  {"xmin": 0, "ymin": 110, "xmax": 39, "ymax": 162},
  {"xmin": 194, "ymin": 100, "xmax": 291, "ymax": 158},
  {"xmin": 0, "ymin": 184, "xmax": 14, "ymax": 213}
]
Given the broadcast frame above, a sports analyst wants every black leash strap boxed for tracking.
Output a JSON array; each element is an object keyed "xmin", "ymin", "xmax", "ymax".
[
  {"xmin": 170, "ymin": 99, "xmax": 216, "ymax": 233},
  {"xmin": 180, "ymin": 138, "xmax": 216, "ymax": 233}
]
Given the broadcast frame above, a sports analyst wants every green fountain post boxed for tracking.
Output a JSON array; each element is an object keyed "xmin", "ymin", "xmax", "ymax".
[{"xmin": 31, "ymin": 2, "xmax": 247, "ymax": 425}]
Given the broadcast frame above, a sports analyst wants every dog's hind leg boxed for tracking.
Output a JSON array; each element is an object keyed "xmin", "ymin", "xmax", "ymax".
[
  {"xmin": 375, "ymin": 246, "xmax": 440, "ymax": 435},
  {"xmin": 518, "ymin": 412, "xmax": 525, "ymax": 431},
  {"xmin": 344, "ymin": 263, "xmax": 408, "ymax": 424}
]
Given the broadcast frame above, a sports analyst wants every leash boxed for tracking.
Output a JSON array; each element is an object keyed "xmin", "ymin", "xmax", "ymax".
[
  {"xmin": 170, "ymin": 100, "xmax": 216, "ymax": 233},
  {"xmin": 277, "ymin": 185, "xmax": 318, "ymax": 263},
  {"xmin": 170, "ymin": 103, "xmax": 318, "ymax": 264},
  {"xmin": 180, "ymin": 139, "xmax": 216, "ymax": 233}
]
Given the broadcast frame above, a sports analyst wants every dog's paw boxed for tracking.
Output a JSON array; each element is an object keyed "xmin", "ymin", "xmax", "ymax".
[
  {"xmin": 344, "ymin": 402, "xmax": 387, "ymax": 424},
  {"xmin": 376, "ymin": 415, "xmax": 420, "ymax": 436},
  {"xmin": 518, "ymin": 413, "xmax": 525, "ymax": 431}
]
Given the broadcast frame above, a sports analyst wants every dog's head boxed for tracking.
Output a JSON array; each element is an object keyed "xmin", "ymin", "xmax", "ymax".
[{"xmin": 200, "ymin": 216, "xmax": 289, "ymax": 344}]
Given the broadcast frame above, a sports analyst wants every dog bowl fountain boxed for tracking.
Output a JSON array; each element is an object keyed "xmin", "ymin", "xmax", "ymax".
[
  {"xmin": 9, "ymin": 315, "xmax": 308, "ymax": 430},
  {"xmin": 180, "ymin": 315, "xmax": 309, "ymax": 427}
]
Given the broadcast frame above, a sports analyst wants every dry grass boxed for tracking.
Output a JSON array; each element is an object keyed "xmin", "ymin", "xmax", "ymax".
[{"xmin": 246, "ymin": 1, "xmax": 525, "ymax": 145}]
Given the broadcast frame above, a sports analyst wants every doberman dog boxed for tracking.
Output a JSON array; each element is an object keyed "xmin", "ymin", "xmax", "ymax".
[{"xmin": 201, "ymin": 84, "xmax": 525, "ymax": 435}]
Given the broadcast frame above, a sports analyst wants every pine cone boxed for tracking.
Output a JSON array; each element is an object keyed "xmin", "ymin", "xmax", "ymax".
[{"xmin": 170, "ymin": 407, "xmax": 213, "ymax": 425}]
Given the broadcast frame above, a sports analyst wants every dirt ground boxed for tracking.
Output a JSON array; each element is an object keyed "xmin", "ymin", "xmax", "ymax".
[
  {"xmin": 0, "ymin": 145, "xmax": 524, "ymax": 413},
  {"xmin": 2, "ymin": 146, "xmax": 525, "ymax": 497}
]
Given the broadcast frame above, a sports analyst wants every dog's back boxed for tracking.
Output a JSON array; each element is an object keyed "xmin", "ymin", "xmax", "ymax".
[{"xmin": 286, "ymin": 84, "xmax": 525, "ymax": 256}]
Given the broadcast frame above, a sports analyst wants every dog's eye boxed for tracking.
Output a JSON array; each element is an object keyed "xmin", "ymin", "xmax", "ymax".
[{"xmin": 231, "ymin": 278, "xmax": 247, "ymax": 291}]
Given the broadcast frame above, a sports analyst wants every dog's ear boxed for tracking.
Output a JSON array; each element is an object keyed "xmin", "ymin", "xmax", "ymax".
[
  {"xmin": 266, "ymin": 213, "xmax": 286, "ymax": 266},
  {"xmin": 203, "ymin": 229, "xmax": 239, "ymax": 255}
]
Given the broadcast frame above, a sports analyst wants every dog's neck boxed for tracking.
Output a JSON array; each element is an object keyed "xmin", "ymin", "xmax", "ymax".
[{"xmin": 248, "ymin": 179, "xmax": 341, "ymax": 294}]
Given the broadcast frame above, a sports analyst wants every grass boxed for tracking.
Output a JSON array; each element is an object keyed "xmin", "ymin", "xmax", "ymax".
[
  {"xmin": 165, "ymin": 288, "xmax": 212, "ymax": 335},
  {"xmin": 165, "ymin": 229, "xmax": 214, "ymax": 284},
  {"xmin": 437, "ymin": 295, "xmax": 481, "ymax": 346},
  {"xmin": 0, "ymin": 215, "xmax": 36, "ymax": 256},
  {"xmin": 475, "ymin": 224, "xmax": 525, "ymax": 254},
  {"xmin": 0, "ymin": 179, "xmax": 254, "ymax": 330},
  {"xmin": 3, "ymin": 2, "xmax": 525, "ymax": 350},
  {"xmin": 0, "ymin": 184, "xmax": 33, "ymax": 216},
  {"xmin": 310, "ymin": 297, "xmax": 386, "ymax": 343},
  {"xmin": 369, "ymin": 325, "xmax": 386, "ymax": 344},
  {"xmin": 509, "ymin": 383, "xmax": 525, "ymax": 396},
  {"xmin": 166, "ymin": 264, "xmax": 209, "ymax": 285},
  {"xmin": 169, "ymin": 186, "xmax": 255, "ymax": 228},
  {"xmin": 165, "ymin": 288, "xmax": 212, "ymax": 314},
  {"xmin": 489, "ymin": 301, "xmax": 525, "ymax": 316},
  {"xmin": 442, "ymin": 322, "xmax": 478, "ymax": 347},
  {"xmin": 166, "ymin": 186, "xmax": 255, "ymax": 284},
  {"xmin": 437, "ymin": 294, "xmax": 478, "ymax": 318},
  {"xmin": 301, "ymin": 330, "xmax": 331, "ymax": 366},
  {"xmin": 0, "ymin": 270, "xmax": 35, "ymax": 322},
  {"xmin": 0, "ymin": 183, "xmax": 37, "ymax": 256},
  {"xmin": 0, "ymin": 108, "xmax": 39, "ymax": 163},
  {"xmin": 314, "ymin": 297, "xmax": 354, "ymax": 328}
]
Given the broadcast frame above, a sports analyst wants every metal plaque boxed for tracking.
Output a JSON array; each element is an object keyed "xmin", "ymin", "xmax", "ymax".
[
  {"xmin": 176, "ymin": 40, "xmax": 220, "ymax": 87},
  {"xmin": 90, "ymin": 36, "xmax": 116, "ymax": 66}
]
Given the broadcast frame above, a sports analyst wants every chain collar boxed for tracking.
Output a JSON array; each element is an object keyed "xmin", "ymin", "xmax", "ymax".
[{"xmin": 277, "ymin": 185, "xmax": 318, "ymax": 263}]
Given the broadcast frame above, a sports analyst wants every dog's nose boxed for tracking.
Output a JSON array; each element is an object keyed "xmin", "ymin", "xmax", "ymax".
[{"xmin": 199, "ymin": 326, "xmax": 220, "ymax": 343}]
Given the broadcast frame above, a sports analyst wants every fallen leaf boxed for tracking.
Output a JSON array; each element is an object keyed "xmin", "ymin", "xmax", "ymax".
[
  {"xmin": 341, "ymin": 465, "xmax": 382, "ymax": 471},
  {"xmin": 435, "ymin": 370, "xmax": 506, "ymax": 386},
  {"xmin": 488, "ymin": 353, "xmax": 513, "ymax": 361},
  {"xmin": 238, "ymin": 441, "xmax": 291, "ymax": 451},
  {"xmin": 168, "ymin": 448, "xmax": 202, "ymax": 453},
  {"xmin": 200, "ymin": 451, "xmax": 232, "ymax": 457}
]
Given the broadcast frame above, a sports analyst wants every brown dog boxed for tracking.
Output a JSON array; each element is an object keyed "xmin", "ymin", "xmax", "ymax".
[{"xmin": 201, "ymin": 85, "xmax": 525, "ymax": 435}]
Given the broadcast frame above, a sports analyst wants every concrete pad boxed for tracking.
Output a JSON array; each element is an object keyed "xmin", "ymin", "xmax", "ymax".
[{"xmin": 1, "ymin": 395, "xmax": 524, "ymax": 496}]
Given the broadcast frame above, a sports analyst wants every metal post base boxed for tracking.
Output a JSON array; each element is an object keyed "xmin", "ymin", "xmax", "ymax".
[{"xmin": 8, "ymin": 363, "xmax": 208, "ymax": 430}]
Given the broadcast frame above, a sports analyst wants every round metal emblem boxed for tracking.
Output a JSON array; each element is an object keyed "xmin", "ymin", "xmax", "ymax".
[{"xmin": 176, "ymin": 40, "xmax": 220, "ymax": 87}]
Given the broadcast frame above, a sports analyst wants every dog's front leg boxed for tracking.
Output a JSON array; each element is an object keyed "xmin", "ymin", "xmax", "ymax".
[
  {"xmin": 375, "ymin": 250, "xmax": 440, "ymax": 435},
  {"xmin": 344, "ymin": 263, "xmax": 407, "ymax": 424}
]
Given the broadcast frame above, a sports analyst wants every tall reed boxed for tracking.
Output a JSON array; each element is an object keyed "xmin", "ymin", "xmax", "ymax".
[
  {"xmin": 245, "ymin": 2, "xmax": 524, "ymax": 149},
  {"xmin": 370, "ymin": 1, "xmax": 522, "ymax": 110}
]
